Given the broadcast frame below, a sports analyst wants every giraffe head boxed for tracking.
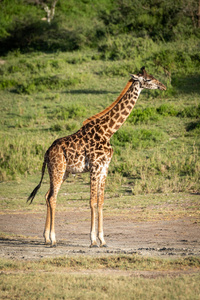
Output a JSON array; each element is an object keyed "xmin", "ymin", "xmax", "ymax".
[{"xmin": 130, "ymin": 66, "xmax": 166, "ymax": 91}]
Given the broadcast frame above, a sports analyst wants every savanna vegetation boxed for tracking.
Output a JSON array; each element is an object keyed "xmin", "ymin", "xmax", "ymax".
[
  {"xmin": 1, "ymin": 255, "xmax": 200, "ymax": 299},
  {"xmin": 0, "ymin": 0, "xmax": 200, "ymax": 298},
  {"xmin": 0, "ymin": 0, "xmax": 200, "ymax": 193}
]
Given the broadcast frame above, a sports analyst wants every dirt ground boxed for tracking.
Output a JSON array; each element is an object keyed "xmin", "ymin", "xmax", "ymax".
[{"xmin": 0, "ymin": 208, "xmax": 200, "ymax": 261}]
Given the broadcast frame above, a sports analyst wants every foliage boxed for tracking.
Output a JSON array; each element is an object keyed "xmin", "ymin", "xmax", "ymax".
[
  {"xmin": 0, "ymin": 48, "xmax": 199, "ymax": 193},
  {"xmin": 51, "ymin": 104, "xmax": 87, "ymax": 120},
  {"xmin": 99, "ymin": 0, "xmax": 200, "ymax": 41},
  {"xmin": 0, "ymin": 0, "xmax": 199, "ymax": 54},
  {"xmin": 98, "ymin": 35, "xmax": 157, "ymax": 60},
  {"xmin": 127, "ymin": 104, "xmax": 200, "ymax": 125},
  {"xmin": 112, "ymin": 127, "xmax": 167, "ymax": 149},
  {"xmin": 16, "ymin": 75, "xmax": 82, "ymax": 94},
  {"xmin": 0, "ymin": 0, "xmax": 200, "ymax": 194}
]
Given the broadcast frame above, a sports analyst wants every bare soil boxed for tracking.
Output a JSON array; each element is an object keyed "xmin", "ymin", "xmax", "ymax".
[{"xmin": 0, "ymin": 208, "xmax": 200, "ymax": 261}]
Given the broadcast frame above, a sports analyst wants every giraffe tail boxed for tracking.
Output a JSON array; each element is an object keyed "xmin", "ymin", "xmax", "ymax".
[{"xmin": 27, "ymin": 153, "xmax": 47, "ymax": 204}]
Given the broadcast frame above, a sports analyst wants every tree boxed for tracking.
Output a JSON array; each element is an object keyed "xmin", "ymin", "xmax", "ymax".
[
  {"xmin": 40, "ymin": 0, "xmax": 58, "ymax": 24},
  {"xmin": 27, "ymin": 0, "xmax": 58, "ymax": 24}
]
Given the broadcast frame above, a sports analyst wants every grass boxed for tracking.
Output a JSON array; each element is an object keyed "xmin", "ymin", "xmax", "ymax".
[
  {"xmin": 1, "ymin": 271, "xmax": 199, "ymax": 300},
  {"xmin": 0, "ymin": 256, "xmax": 200, "ymax": 300},
  {"xmin": 0, "ymin": 48, "xmax": 199, "ymax": 194},
  {"xmin": 0, "ymin": 175, "xmax": 199, "ymax": 223},
  {"xmin": 0, "ymin": 5, "xmax": 200, "ymax": 298},
  {"xmin": 1, "ymin": 255, "xmax": 200, "ymax": 272}
]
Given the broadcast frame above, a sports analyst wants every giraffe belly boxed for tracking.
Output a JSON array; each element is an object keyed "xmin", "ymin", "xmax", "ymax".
[{"xmin": 67, "ymin": 159, "xmax": 90, "ymax": 174}]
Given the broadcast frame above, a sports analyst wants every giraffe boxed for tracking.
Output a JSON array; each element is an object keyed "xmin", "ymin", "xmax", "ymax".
[{"xmin": 27, "ymin": 67, "xmax": 166, "ymax": 248}]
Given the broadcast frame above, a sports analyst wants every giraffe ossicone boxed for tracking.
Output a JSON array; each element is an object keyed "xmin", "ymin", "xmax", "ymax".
[{"xmin": 27, "ymin": 67, "xmax": 166, "ymax": 248}]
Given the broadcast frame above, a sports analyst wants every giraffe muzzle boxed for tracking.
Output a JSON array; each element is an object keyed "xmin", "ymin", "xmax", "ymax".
[{"xmin": 159, "ymin": 83, "xmax": 167, "ymax": 91}]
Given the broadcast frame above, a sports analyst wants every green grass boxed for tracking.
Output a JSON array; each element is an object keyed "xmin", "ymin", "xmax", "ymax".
[
  {"xmin": 0, "ymin": 175, "xmax": 199, "ymax": 225},
  {"xmin": 0, "ymin": 4, "xmax": 200, "ymax": 299},
  {"xmin": 0, "ymin": 48, "xmax": 199, "ymax": 194},
  {"xmin": 0, "ymin": 256, "xmax": 200, "ymax": 300},
  {"xmin": 1, "ymin": 255, "xmax": 200, "ymax": 272},
  {"xmin": 1, "ymin": 271, "xmax": 199, "ymax": 300}
]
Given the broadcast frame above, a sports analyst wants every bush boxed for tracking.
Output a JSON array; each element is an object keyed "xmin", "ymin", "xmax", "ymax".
[
  {"xmin": 127, "ymin": 104, "xmax": 200, "ymax": 126},
  {"xmin": 132, "ymin": 129, "xmax": 166, "ymax": 149},
  {"xmin": 112, "ymin": 127, "xmax": 166, "ymax": 149},
  {"xmin": 50, "ymin": 123, "xmax": 62, "ymax": 132},
  {"xmin": 98, "ymin": 35, "xmax": 156, "ymax": 60},
  {"xmin": 50, "ymin": 104, "xmax": 87, "ymax": 121},
  {"xmin": 0, "ymin": 79, "xmax": 17, "ymax": 89},
  {"xmin": 1, "ymin": 0, "xmax": 199, "ymax": 54},
  {"xmin": 16, "ymin": 75, "xmax": 81, "ymax": 94},
  {"xmin": 156, "ymin": 104, "xmax": 178, "ymax": 117},
  {"xmin": 152, "ymin": 45, "xmax": 200, "ymax": 74},
  {"xmin": 178, "ymin": 104, "xmax": 200, "ymax": 118},
  {"xmin": 186, "ymin": 121, "xmax": 200, "ymax": 133},
  {"xmin": 128, "ymin": 107, "xmax": 159, "ymax": 124},
  {"xmin": 0, "ymin": 137, "xmax": 47, "ymax": 180}
]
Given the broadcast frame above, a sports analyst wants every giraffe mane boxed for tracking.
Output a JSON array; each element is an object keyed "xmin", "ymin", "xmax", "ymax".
[{"xmin": 83, "ymin": 78, "xmax": 133, "ymax": 126}]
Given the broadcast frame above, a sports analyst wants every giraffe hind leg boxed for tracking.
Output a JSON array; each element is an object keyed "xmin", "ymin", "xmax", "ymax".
[
  {"xmin": 90, "ymin": 173, "xmax": 98, "ymax": 248},
  {"xmin": 44, "ymin": 170, "xmax": 69, "ymax": 246},
  {"xmin": 43, "ymin": 189, "xmax": 51, "ymax": 245},
  {"xmin": 45, "ymin": 167, "xmax": 67, "ymax": 247},
  {"xmin": 47, "ymin": 183, "xmax": 61, "ymax": 247}
]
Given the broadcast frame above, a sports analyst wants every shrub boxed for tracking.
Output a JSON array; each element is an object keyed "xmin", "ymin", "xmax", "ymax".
[
  {"xmin": 156, "ymin": 104, "xmax": 178, "ymax": 117},
  {"xmin": 50, "ymin": 124, "xmax": 62, "ymax": 132},
  {"xmin": 152, "ymin": 45, "xmax": 200, "ymax": 74},
  {"xmin": 178, "ymin": 104, "xmax": 200, "ymax": 118},
  {"xmin": 112, "ymin": 128, "xmax": 132, "ymax": 147},
  {"xmin": 127, "ymin": 104, "xmax": 200, "ymax": 126},
  {"xmin": 128, "ymin": 107, "xmax": 159, "ymax": 124},
  {"xmin": 98, "ymin": 35, "xmax": 156, "ymax": 60},
  {"xmin": 51, "ymin": 104, "xmax": 87, "ymax": 121},
  {"xmin": 186, "ymin": 121, "xmax": 200, "ymax": 133},
  {"xmin": 131, "ymin": 129, "xmax": 166, "ymax": 149},
  {"xmin": 0, "ymin": 79, "xmax": 17, "ymax": 89},
  {"xmin": 0, "ymin": 137, "xmax": 47, "ymax": 180},
  {"xmin": 112, "ymin": 128, "xmax": 166, "ymax": 149},
  {"xmin": 16, "ymin": 75, "xmax": 81, "ymax": 94}
]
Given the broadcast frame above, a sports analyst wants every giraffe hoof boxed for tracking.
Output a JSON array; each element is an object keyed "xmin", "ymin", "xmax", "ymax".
[
  {"xmin": 100, "ymin": 244, "xmax": 108, "ymax": 248},
  {"xmin": 90, "ymin": 244, "xmax": 99, "ymax": 248},
  {"xmin": 45, "ymin": 240, "xmax": 51, "ymax": 245},
  {"xmin": 51, "ymin": 243, "xmax": 57, "ymax": 248}
]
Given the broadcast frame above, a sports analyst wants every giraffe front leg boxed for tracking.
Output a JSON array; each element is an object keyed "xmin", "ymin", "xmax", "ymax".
[
  {"xmin": 90, "ymin": 175, "xmax": 98, "ymax": 248},
  {"xmin": 98, "ymin": 204, "xmax": 107, "ymax": 247},
  {"xmin": 98, "ymin": 170, "xmax": 108, "ymax": 248},
  {"xmin": 90, "ymin": 203, "xmax": 98, "ymax": 247}
]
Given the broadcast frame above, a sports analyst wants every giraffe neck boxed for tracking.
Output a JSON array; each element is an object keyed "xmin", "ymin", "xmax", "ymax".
[{"xmin": 95, "ymin": 81, "xmax": 141, "ymax": 139}]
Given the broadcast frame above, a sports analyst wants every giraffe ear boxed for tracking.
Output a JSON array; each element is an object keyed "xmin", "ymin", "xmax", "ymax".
[
  {"xmin": 140, "ymin": 66, "xmax": 147, "ymax": 78},
  {"xmin": 130, "ymin": 74, "xmax": 139, "ymax": 80}
]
